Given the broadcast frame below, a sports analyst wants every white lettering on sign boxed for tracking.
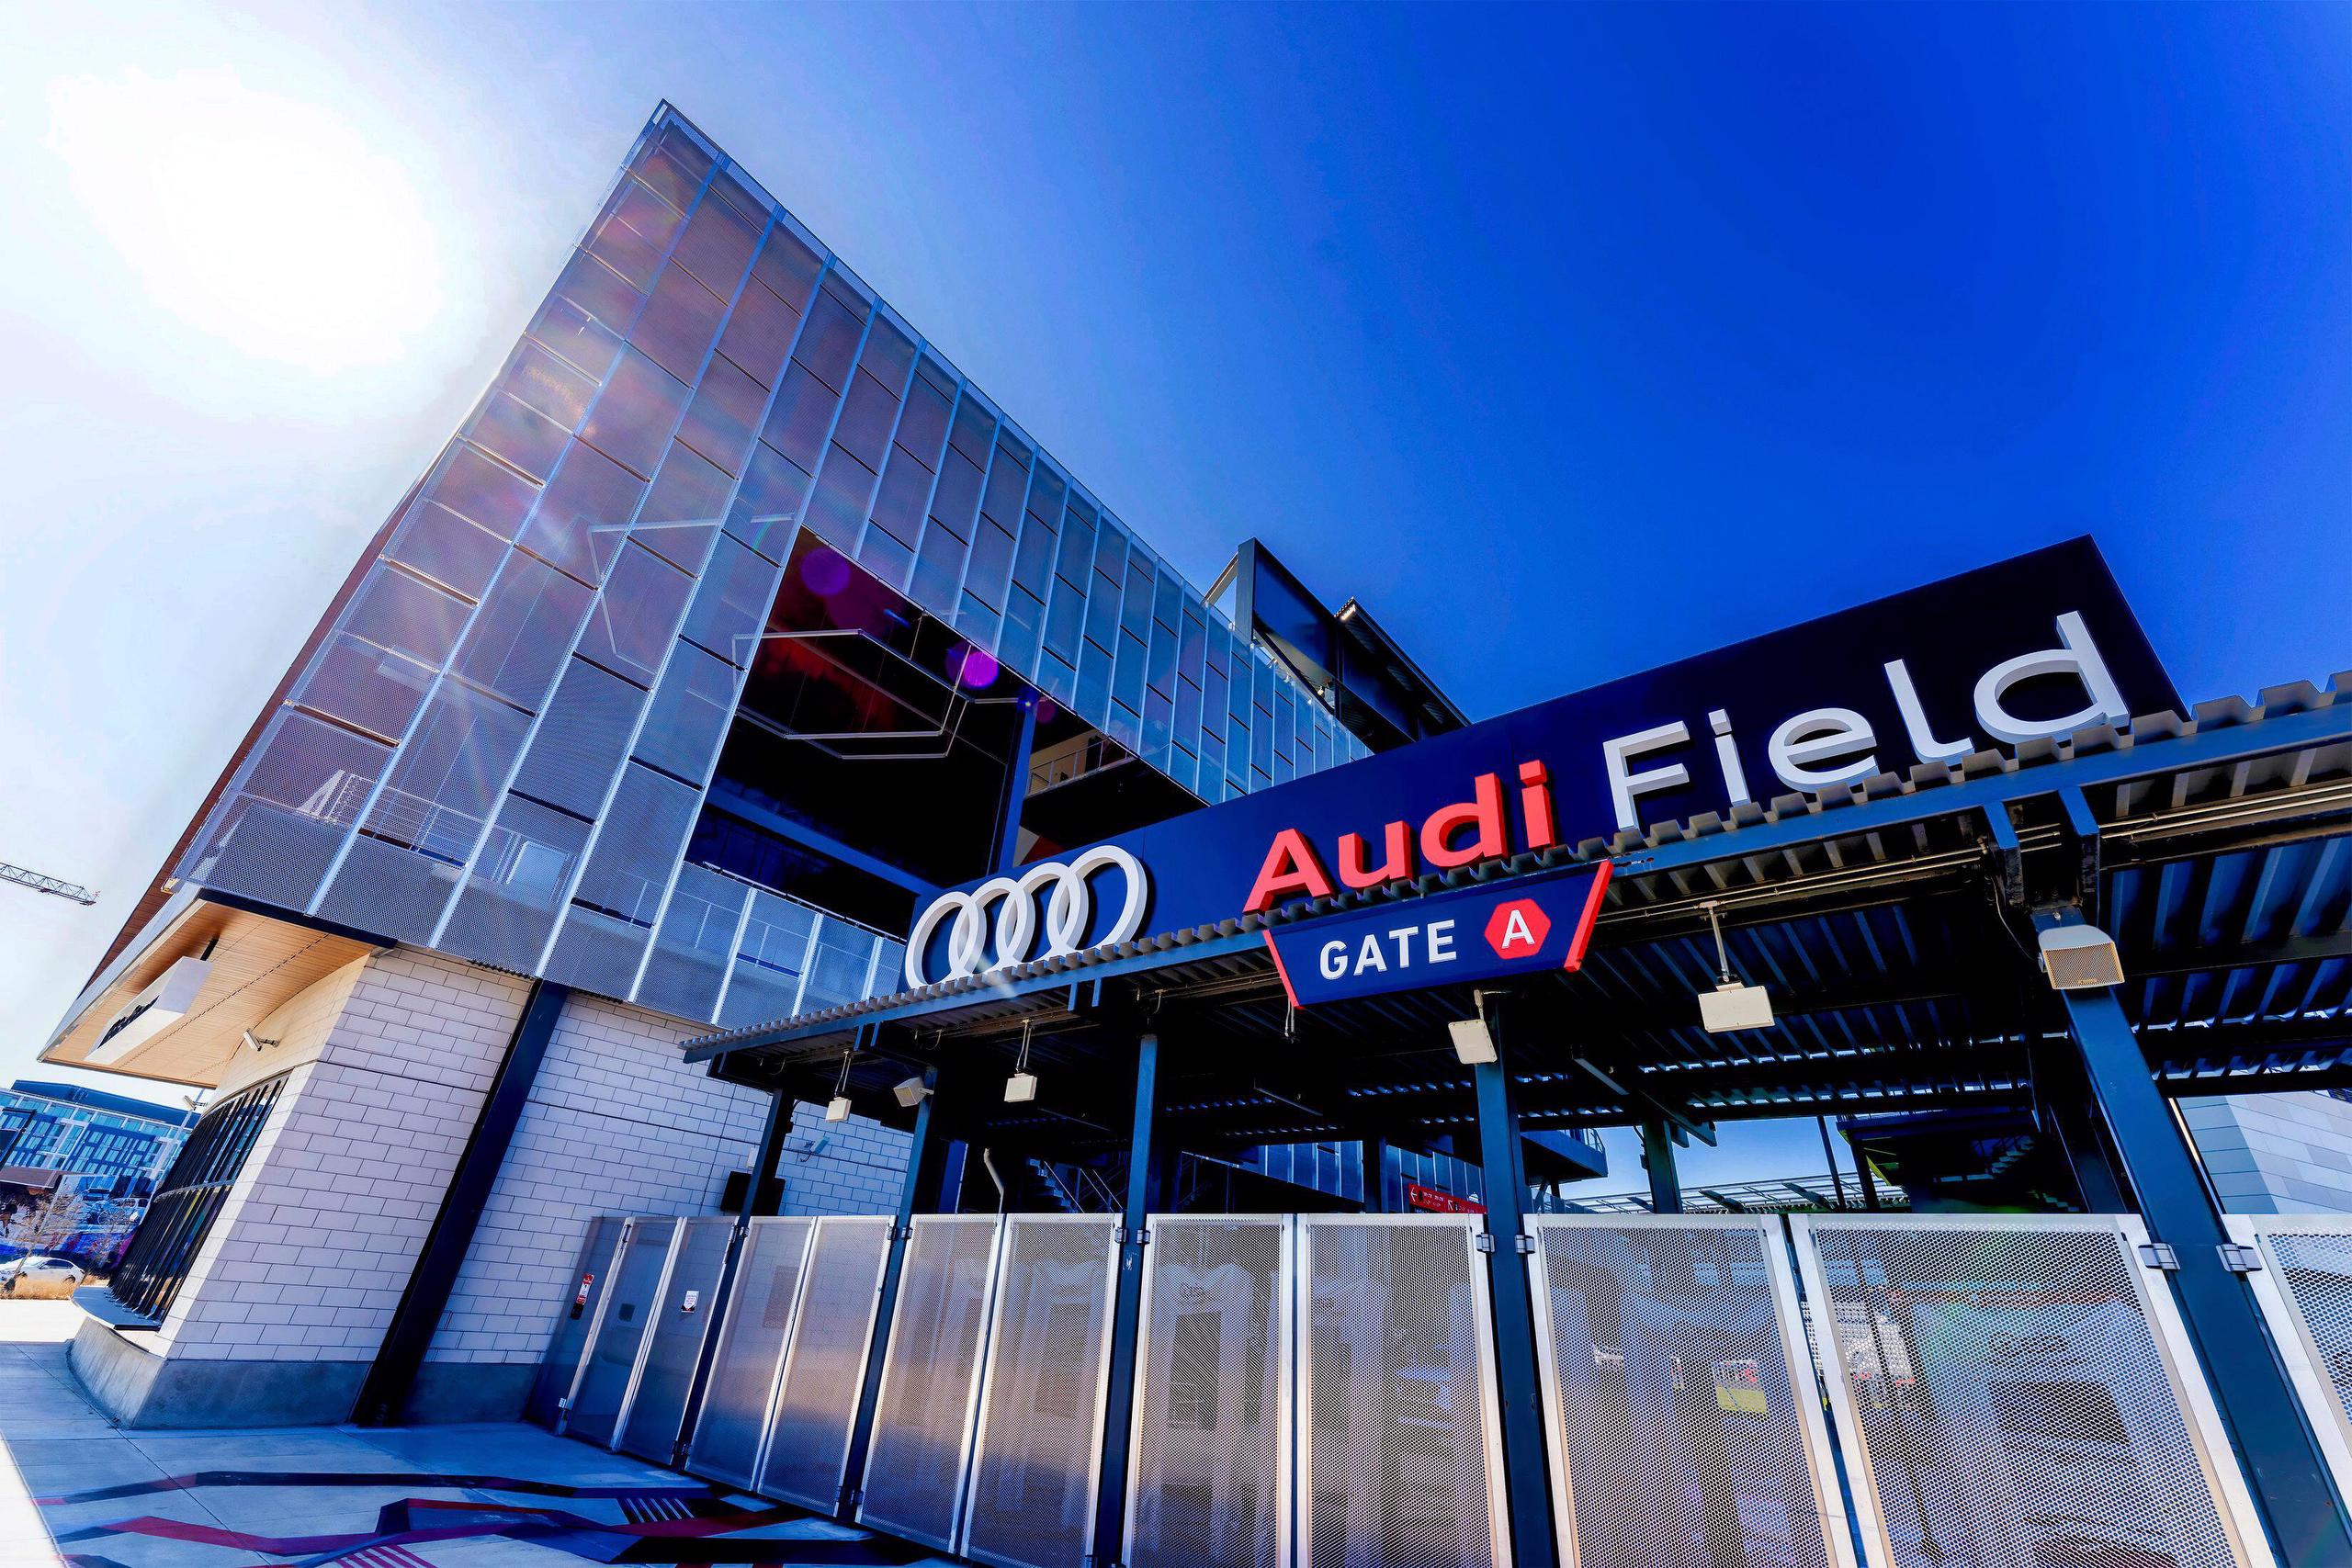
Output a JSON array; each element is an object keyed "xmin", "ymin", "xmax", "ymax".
[{"xmin": 1319, "ymin": 918, "xmax": 1460, "ymax": 983}]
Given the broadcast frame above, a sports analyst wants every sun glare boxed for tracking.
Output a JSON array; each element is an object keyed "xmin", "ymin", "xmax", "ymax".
[{"xmin": 44, "ymin": 68, "xmax": 445, "ymax": 372}]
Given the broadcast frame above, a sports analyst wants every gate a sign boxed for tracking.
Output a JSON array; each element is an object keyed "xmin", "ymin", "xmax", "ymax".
[{"xmin": 1264, "ymin": 861, "xmax": 1611, "ymax": 1008}]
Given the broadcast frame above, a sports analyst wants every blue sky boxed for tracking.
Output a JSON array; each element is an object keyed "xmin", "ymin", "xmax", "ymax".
[{"xmin": 0, "ymin": 3, "xmax": 2344, "ymax": 1189}]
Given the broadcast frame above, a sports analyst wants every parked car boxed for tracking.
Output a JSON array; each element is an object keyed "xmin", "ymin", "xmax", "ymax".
[{"xmin": 0, "ymin": 1256, "xmax": 86, "ymax": 1292}]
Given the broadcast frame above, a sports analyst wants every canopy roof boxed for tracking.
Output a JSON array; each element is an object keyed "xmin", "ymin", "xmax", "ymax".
[{"xmin": 687, "ymin": 678, "xmax": 2351, "ymax": 1166}]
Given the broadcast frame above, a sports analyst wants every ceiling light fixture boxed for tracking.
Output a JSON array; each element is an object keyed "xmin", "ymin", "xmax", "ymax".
[{"xmin": 1697, "ymin": 901, "xmax": 1774, "ymax": 1032}]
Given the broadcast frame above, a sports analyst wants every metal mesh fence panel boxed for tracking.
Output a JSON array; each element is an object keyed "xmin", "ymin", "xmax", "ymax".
[
  {"xmin": 858, "ymin": 1215, "xmax": 1002, "ymax": 1550},
  {"xmin": 526, "ymin": 1216, "xmax": 624, "ymax": 1427},
  {"xmin": 1530, "ymin": 1217, "xmax": 1836, "ymax": 1568},
  {"xmin": 963, "ymin": 1216, "xmax": 1120, "ymax": 1568},
  {"xmin": 567, "ymin": 1217, "xmax": 676, "ymax": 1445},
  {"xmin": 1799, "ymin": 1217, "xmax": 2248, "ymax": 1568},
  {"xmin": 1126, "ymin": 1216, "xmax": 1287, "ymax": 1568},
  {"xmin": 762, "ymin": 1216, "xmax": 892, "ymax": 1508},
  {"xmin": 689, "ymin": 1218, "xmax": 813, "ymax": 1487},
  {"xmin": 2235, "ymin": 1220, "xmax": 2352, "ymax": 1500},
  {"xmin": 618, "ymin": 1215, "xmax": 735, "ymax": 1461},
  {"xmin": 1300, "ymin": 1216, "xmax": 1504, "ymax": 1568}
]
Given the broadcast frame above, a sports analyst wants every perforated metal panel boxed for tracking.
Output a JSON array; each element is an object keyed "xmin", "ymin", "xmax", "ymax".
[
  {"xmin": 1125, "ymin": 1215, "xmax": 1290, "ymax": 1568},
  {"xmin": 858, "ymin": 1215, "xmax": 1004, "ymax": 1551},
  {"xmin": 762, "ymin": 1215, "xmax": 892, "ymax": 1509},
  {"xmin": 2226, "ymin": 1216, "xmax": 2352, "ymax": 1506},
  {"xmin": 1298, "ymin": 1214, "xmax": 1509, "ymax": 1568},
  {"xmin": 564, "ymin": 1216, "xmax": 677, "ymax": 1444},
  {"xmin": 1528, "ymin": 1215, "xmax": 1846, "ymax": 1568},
  {"xmin": 1792, "ymin": 1215, "xmax": 2268, "ymax": 1568},
  {"xmin": 962, "ymin": 1215, "xmax": 1120, "ymax": 1568},
  {"xmin": 687, "ymin": 1218, "xmax": 813, "ymax": 1487},
  {"xmin": 527, "ymin": 1216, "xmax": 625, "ymax": 1427},
  {"xmin": 617, "ymin": 1215, "xmax": 734, "ymax": 1461}
]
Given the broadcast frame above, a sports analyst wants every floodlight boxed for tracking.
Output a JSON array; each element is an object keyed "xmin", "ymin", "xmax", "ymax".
[
  {"xmin": 824, "ymin": 1095, "xmax": 852, "ymax": 1122},
  {"xmin": 1696, "ymin": 901, "xmax": 1774, "ymax": 1033},
  {"xmin": 1699, "ymin": 980, "xmax": 1775, "ymax": 1032},
  {"xmin": 2040, "ymin": 922, "xmax": 2124, "ymax": 990},
  {"xmin": 1004, "ymin": 1071, "xmax": 1039, "ymax": 1104},
  {"xmin": 1448, "ymin": 1018, "xmax": 1498, "ymax": 1065},
  {"xmin": 894, "ymin": 1076, "xmax": 932, "ymax": 1109}
]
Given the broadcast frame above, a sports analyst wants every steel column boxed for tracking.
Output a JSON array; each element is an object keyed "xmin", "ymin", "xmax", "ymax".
[
  {"xmin": 835, "ymin": 1057, "xmax": 946, "ymax": 1517},
  {"xmin": 1359, "ymin": 1135, "xmax": 1385, "ymax": 1213},
  {"xmin": 1091, "ymin": 1029, "xmax": 1161, "ymax": 1563},
  {"xmin": 991, "ymin": 695, "xmax": 1040, "ymax": 875},
  {"xmin": 2059, "ymin": 976, "xmax": 2352, "ymax": 1568},
  {"xmin": 355, "ymin": 979, "xmax": 570, "ymax": 1426},
  {"xmin": 1473, "ymin": 996, "xmax": 1561, "ymax": 1568},
  {"xmin": 747, "ymin": 1089, "xmax": 791, "ymax": 1217},
  {"xmin": 1640, "ymin": 1118, "xmax": 1683, "ymax": 1213}
]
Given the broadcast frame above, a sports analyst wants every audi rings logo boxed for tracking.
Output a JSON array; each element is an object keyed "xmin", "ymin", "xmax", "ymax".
[{"xmin": 904, "ymin": 847, "xmax": 1150, "ymax": 987}]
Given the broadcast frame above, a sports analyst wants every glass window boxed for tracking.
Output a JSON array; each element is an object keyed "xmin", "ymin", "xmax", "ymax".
[
  {"xmin": 519, "ymin": 439, "xmax": 646, "ymax": 585},
  {"xmin": 909, "ymin": 524, "xmax": 968, "ymax": 617},
  {"xmin": 721, "ymin": 889, "xmax": 817, "ymax": 1027},
  {"xmin": 980, "ymin": 440, "xmax": 1031, "ymax": 531},
  {"xmin": 367, "ymin": 682, "xmax": 532, "ymax": 863},
  {"xmin": 576, "ymin": 543, "xmax": 695, "ymax": 687},
  {"xmin": 674, "ymin": 353, "xmax": 765, "ymax": 476},
  {"xmin": 1083, "ymin": 573, "xmax": 1122, "ymax": 654},
  {"xmin": 854, "ymin": 523, "xmax": 912, "ymax": 592},
  {"xmin": 1112, "ymin": 630, "xmax": 1148, "ymax": 714},
  {"xmin": 1011, "ymin": 506, "xmax": 1056, "ymax": 600},
  {"xmin": 759, "ymin": 362, "xmax": 842, "ymax": 473},
  {"xmin": 715, "ymin": 278, "xmax": 798, "ymax": 389},
  {"xmin": 1119, "ymin": 553, "xmax": 1154, "ymax": 642},
  {"xmin": 831, "ymin": 369, "xmax": 901, "ymax": 472},
  {"xmin": 673, "ymin": 197, "xmax": 761, "ymax": 297},
  {"xmin": 452, "ymin": 551, "xmax": 594, "ymax": 711},
  {"xmin": 792, "ymin": 288, "xmax": 865, "ymax": 393},
  {"xmin": 803, "ymin": 446, "xmax": 876, "ymax": 550},
  {"xmin": 729, "ymin": 445, "xmax": 810, "ymax": 563},
  {"xmin": 1043, "ymin": 578, "xmax": 1083, "ymax": 664},
  {"xmin": 1146, "ymin": 616, "xmax": 1178, "ymax": 696},
  {"xmin": 511, "ymin": 656, "xmax": 648, "ymax": 818},
  {"xmin": 955, "ymin": 593, "xmax": 1001, "ymax": 652},
  {"xmin": 1180, "ymin": 607, "xmax": 1207, "ymax": 686},
  {"xmin": 999, "ymin": 587, "xmax": 1044, "ymax": 676},
  {"xmin": 867, "ymin": 448, "xmax": 933, "ymax": 547},
  {"xmin": 948, "ymin": 395, "xmax": 997, "ymax": 468},
  {"xmin": 579, "ymin": 346, "xmax": 690, "ymax": 479},
  {"xmin": 1092, "ymin": 517, "xmax": 1127, "ymax": 582},
  {"xmin": 342, "ymin": 562, "xmax": 472, "ymax": 668},
  {"xmin": 290, "ymin": 631, "xmax": 434, "ymax": 744},
  {"xmin": 1078, "ymin": 638, "xmax": 1114, "ymax": 727},
  {"xmin": 964, "ymin": 522, "xmax": 1014, "ymax": 609},
  {"xmin": 752, "ymin": 227, "xmax": 823, "ymax": 314},
  {"xmin": 424, "ymin": 441, "xmax": 539, "ymax": 542},
  {"xmin": 927, "ymin": 446, "xmax": 984, "ymax": 540},
  {"xmin": 893, "ymin": 378, "xmax": 952, "ymax": 471},
  {"xmin": 630, "ymin": 263, "xmax": 728, "ymax": 383},
  {"xmin": 635, "ymin": 639, "xmax": 738, "ymax": 785},
  {"xmin": 857, "ymin": 316, "xmax": 916, "ymax": 395},
  {"xmin": 1173, "ymin": 677, "xmax": 1202, "ymax": 746}
]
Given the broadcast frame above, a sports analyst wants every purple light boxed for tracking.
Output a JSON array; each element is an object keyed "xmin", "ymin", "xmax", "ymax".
[
  {"xmin": 803, "ymin": 547, "xmax": 851, "ymax": 596},
  {"xmin": 956, "ymin": 649, "xmax": 1001, "ymax": 691}
]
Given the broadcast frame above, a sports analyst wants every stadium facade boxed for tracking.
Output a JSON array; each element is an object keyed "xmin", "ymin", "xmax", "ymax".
[{"xmin": 39, "ymin": 103, "xmax": 2352, "ymax": 1568}]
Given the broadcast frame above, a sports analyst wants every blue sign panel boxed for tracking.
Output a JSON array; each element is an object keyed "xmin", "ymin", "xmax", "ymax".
[
  {"xmin": 905, "ymin": 537, "xmax": 2177, "ymax": 981},
  {"xmin": 1264, "ymin": 863, "xmax": 1611, "ymax": 1007}
]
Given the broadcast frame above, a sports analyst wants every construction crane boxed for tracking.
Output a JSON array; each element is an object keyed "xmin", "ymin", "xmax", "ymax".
[{"xmin": 0, "ymin": 863, "xmax": 97, "ymax": 906}]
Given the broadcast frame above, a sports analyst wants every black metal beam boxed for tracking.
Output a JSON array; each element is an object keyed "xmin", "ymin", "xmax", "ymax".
[{"xmin": 354, "ymin": 979, "xmax": 569, "ymax": 1426}]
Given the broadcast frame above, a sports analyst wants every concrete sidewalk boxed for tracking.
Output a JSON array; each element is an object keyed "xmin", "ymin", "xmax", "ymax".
[{"xmin": 0, "ymin": 1303, "xmax": 950, "ymax": 1567}]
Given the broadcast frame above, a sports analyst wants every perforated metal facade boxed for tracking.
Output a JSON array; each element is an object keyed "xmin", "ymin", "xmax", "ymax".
[
  {"xmin": 170, "ymin": 103, "xmax": 1363, "ymax": 1029},
  {"xmin": 616, "ymin": 1214, "xmax": 733, "ymax": 1461},
  {"xmin": 962, "ymin": 1215, "xmax": 1120, "ymax": 1568},
  {"xmin": 562, "ymin": 1215, "xmax": 676, "ymax": 1444},
  {"xmin": 2227, "ymin": 1215, "xmax": 2352, "ymax": 1508},
  {"xmin": 687, "ymin": 1217, "xmax": 813, "ymax": 1486},
  {"xmin": 759, "ymin": 1215, "xmax": 894, "ymax": 1507},
  {"xmin": 858, "ymin": 1214, "xmax": 1003, "ymax": 1549},
  {"xmin": 1792, "ymin": 1214, "xmax": 2267, "ymax": 1568}
]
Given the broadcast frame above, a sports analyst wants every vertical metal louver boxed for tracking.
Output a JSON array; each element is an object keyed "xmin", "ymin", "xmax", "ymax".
[
  {"xmin": 1527, "ymin": 1215, "xmax": 1846, "ymax": 1568},
  {"xmin": 687, "ymin": 1217, "xmax": 814, "ymax": 1487},
  {"xmin": 1792, "ymin": 1214, "xmax": 2267, "ymax": 1568},
  {"xmin": 107, "ymin": 1074, "xmax": 289, "ymax": 1323},
  {"xmin": 761, "ymin": 1215, "xmax": 895, "ymax": 1508},
  {"xmin": 2225, "ymin": 1216, "xmax": 2352, "ymax": 1506},
  {"xmin": 858, "ymin": 1215, "xmax": 1004, "ymax": 1551},
  {"xmin": 617, "ymin": 1215, "xmax": 735, "ymax": 1461},
  {"xmin": 1298, "ymin": 1215, "xmax": 1509, "ymax": 1568},
  {"xmin": 962, "ymin": 1216, "xmax": 1121, "ymax": 1568},
  {"xmin": 563, "ymin": 1216, "xmax": 678, "ymax": 1445},
  {"xmin": 526, "ymin": 1216, "xmax": 627, "ymax": 1427},
  {"xmin": 1125, "ymin": 1215, "xmax": 1291, "ymax": 1568}
]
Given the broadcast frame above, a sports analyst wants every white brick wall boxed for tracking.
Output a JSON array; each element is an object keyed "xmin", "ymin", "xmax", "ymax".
[
  {"xmin": 424, "ymin": 990, "xmax": 771, "ymax": 1365},
  {"xmin": 155, "ymin": 949, "xmax": 530, "ymax": 1362},
  {"xmin": 778, "ymin": 1102, "xmax": 911, "ymax": 1217}
]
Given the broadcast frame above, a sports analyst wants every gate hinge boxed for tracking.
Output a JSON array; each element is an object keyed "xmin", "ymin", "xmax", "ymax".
[
  {"xmin": 555, "ymin": 1395, "xmax": 571, "ymax": 1413},
  {"xmin": 2220, "ymin": 1243, "xmax": 2263, "ymax": 1274},
  {"xmin": 842, "ymin": 1485, "xmax": 863, "ymax": 1509},
  {"xmin": 2138, "ymin": 1241, "xmax": 2181, "ymax": 1271},
  {"xmin": 1516, "ymin": 1234, "xmax": 1535, "ymax": 1255},
  {"xmin": 888, "ymin": 1223, "xmax": 914, "ymax": 1241},
  {"xmin": 1115, "ymin": 1225, "xmax": 1150, "ymax": 1247},
  {"xmin": 1476, "ymin": 1233, "xmax": 1534, "ymax": 1254}
]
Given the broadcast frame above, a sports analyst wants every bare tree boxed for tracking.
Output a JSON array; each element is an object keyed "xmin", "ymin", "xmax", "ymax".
[{"xmin": 3, "ymin": 1184, "xmax": 95, "ymax": 1270}]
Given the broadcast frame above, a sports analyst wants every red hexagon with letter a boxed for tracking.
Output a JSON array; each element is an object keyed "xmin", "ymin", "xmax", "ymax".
[{"xmin": 1485, "ymin": 897, "xmax": 1551, "ymax": 960}]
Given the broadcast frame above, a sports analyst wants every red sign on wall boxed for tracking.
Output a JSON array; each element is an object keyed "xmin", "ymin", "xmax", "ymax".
[{"xmin": 1405, "ymin": 1182, "xmax": 1486, "ymax": 1215}]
